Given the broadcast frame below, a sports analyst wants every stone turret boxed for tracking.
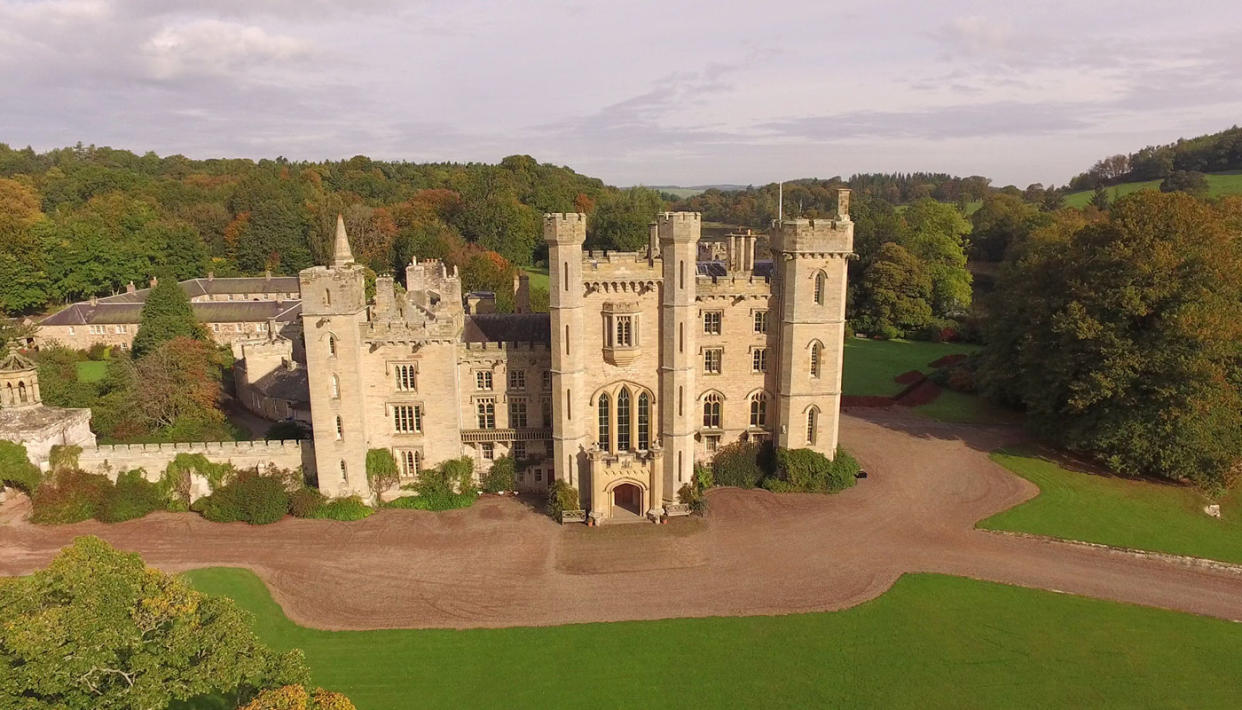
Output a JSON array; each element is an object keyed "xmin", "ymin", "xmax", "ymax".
[
  {"xmin": 657, "ymin": 212, "xmax": 700, "ymax": 500},
  {"xmin": 0, "ymin": 352, "xmax": 40, "ymax": 408},
  {"xmin": 545, "ymin": 213, "xmax": 588, "ymax": 496}
]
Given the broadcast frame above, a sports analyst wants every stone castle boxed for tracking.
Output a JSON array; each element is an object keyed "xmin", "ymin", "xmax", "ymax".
[
  {"xmin": 303, "ymin": 191, "xmax": 852, "ymax": 521},
  {"xmin": 5, "ymin": 194, "xmax": 852, "ymax": 523}
]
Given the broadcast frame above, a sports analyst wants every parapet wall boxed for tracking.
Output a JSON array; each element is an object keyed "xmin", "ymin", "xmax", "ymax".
[{"xmin": 77, "ymin": 439, "xmax": 314, "ymax": 481}]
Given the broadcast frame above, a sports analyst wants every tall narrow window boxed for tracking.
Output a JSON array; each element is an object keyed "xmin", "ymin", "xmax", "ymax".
[
  {"xmin": 703, "ymin": 348, "xmax": 722, "ymax": 374},
  {"xmin": 565, "ymin": 325, "xmax": 570, "ymax": 354},
  {"xmin": 617, "ymin": 388, "xmax": 631, "ymax": 452},
  {"xmin": 679, "ymin": 260, "xmax": 685, "ymax": 290},
  {"xmin": 566, "ymin": 389, "xmax": 572, "ymax": 420},
  {"xmin": 810, "ymin": 342, "xmax": 822, "ymax": 378},
  {"xmin": 679, "ymin": 323, "xmax": 684, "ymax": 353},
  {"xmin": 750, "ymin": 393, "xmax": 768, "ymax": 427},
  {"xmin": 807, "ymin": 407, "xmax": 819, "ymax": 445},
  {"xmin": 325, "ymin": 289, "xmax": 332, "ymax": 307},
  {"xmin": 339, "ymin": 460, "xmax": 347, "ymax": 482},
  {"xmin": 678, "ymin": 386, "xmax": 683, "ymax": 417},
  {"xmin": 395, "ymin": 363, "xmax": 416, "ymax": 391},
  {"xmin": 476, "ymin": 399, "xmax": 496, "ymax": 429},
  {"xmin": 753, "ymin": 310, "xmax": 768, "ymax": 333},
  {"xmin": 598, "ymin": 393, "xmax": 610, "ymax": 451},
  {"xmin": 752, "ymin": 348, "xmax": 768, "ymax": 373},
  {"xmin": 335, "ymin": 415, "xmax": 343, "ymax": 439},
  {"xmin": 542, "ymin": 396, "xmax": 552, "ymax": 427},
  {"xmin": 509, "ymin": 399, "xmax": 527, "ymax": 428},
  {"xmin": 330, "ymin": 374, "xmax": 340, "ymax": 399},
  {"xmin": 328, "ymin": 335, "xmax": 337, "ymax": 357},
  {"xmin": 703, "ymin": 393, "xmax": 722, "ymax": 428},
  {"xmin": 814, "ymin": 272, "xmax": 826, "ymax": 305},
  {"xmin": 637, "ymin": 393, "xmax": 650, "ymax": 450},
  {"xmin": 563, "ymin": 261, "xmax": 568, "ymax": 290}
]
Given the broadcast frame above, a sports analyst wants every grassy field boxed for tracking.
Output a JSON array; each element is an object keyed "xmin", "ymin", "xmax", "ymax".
[
  {"xmin": 522, "ymin": 266, "xmax": 549, "ymax": 292},
  {"xmin": 184, "ymin": 568, "xmax": 1242, "ymax": 709},
  {"xmin": 1063, "ymin": 170, "xmax": 1242, "ymax": 208},
  {"xmin": 981, "ymin": 446, "xmax": 1242, "ymax": 564},
  {"xmin": 841, "ymin": 338, "xmax": 979, "ymax": 397},
  {"xmin": 75, "ymin": 359, "xmax": 107, "ymax": 383}
]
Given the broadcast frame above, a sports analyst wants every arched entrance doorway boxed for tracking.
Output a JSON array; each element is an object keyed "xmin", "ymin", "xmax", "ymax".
[{"xmin": 611, "ymin": 482, "xmax": 643, "ymax": 518}]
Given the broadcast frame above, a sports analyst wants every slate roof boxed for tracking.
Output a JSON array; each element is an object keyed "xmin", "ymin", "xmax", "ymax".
[
  {"xmin": 462, "ymin": 314, "xmax": 551, "ymax": 344},
  {"xmin": 40, "ymin": 301, "xmax": 302, "ymax": 326},
  {"xmin": 0, "ymin": 351, "xmax": 36, "ymax": 372},
  {"xmin": 250, "ymin": 365, "xmax": 310, "ymax": 404},
  {"xmin": 98, "ymin": 276, "xmax": 302, "ymax": 305}
]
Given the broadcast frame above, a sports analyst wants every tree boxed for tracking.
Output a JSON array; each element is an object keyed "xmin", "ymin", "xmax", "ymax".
[
  {"xmin": 898, "ymin": 199, "xmax": 972, "ymax": 316},
  {"xmin": 1088, "ymin": 186, "xmax": 1111, "ymax": 211},
  {"xmin": 241, "ymin": 685, "xmax": 356, "ymax": 710},
  {"xmin": 365, "ymin": 447, "xmax": 400, "ymax": 496},
  {"xmin": 969, "ymin": 193, "xmax": 1046, "ymax": 262},
  {"xmin": 854, "ymin": 242, "xmax": 933, "ymax": 337},
  {"xmin": 587, "ymin": 187, "xmax": 665, "ymax": 251},
  {"xmin": 131, "ymin": 337, "xmax": 228, "ymax": 435},
  {"xmin": 236, "ymin": 200, "xmax": 313, "ymax": 274},
  {"xmin": 131, "ymin": 275, "xmax": 208, "ymax": 358},
  {"xmin": 1159, "ymin": 170, "xmax": 1210, "ymax": 197},
  {"xmin": 0, "ymin": 536, "xmax": 309, "ymax": 709},
  {"xmin": 979, "ymin": 191, "xmax": 1242, "ymax": 489}
]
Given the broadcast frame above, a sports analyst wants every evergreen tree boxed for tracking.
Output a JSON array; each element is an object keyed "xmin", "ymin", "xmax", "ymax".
[
  {"xmin": 130, "ymin": 274, "xmax": 207, "ymax": 358},
  {"xmin": 854, "ymin": 242, "xmax": 933, "ymax": 337}
]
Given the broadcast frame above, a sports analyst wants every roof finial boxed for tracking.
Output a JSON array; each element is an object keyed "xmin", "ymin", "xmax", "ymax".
[{"xmin": 332, "ymin": 213, "xmax": 354, "ymax": 268}]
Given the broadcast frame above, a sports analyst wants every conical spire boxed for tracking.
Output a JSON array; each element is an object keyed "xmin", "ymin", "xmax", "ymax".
[{"xmin": 332, "ymin": 213, "xmax": 354, "ymax": 268}]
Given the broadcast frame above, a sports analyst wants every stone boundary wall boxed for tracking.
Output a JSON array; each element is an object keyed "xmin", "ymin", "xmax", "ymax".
[
  {"xmin": 987, "ymin": 530, "xmax": 1242, "ymax": 576},
  {"xmin": 77, "ymin": 439, "xmax": 314, "ymax": 481}
]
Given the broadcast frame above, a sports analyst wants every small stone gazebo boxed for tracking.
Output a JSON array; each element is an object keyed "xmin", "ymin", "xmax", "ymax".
[{"xmin": 0, "ymin": 352, "xmax": 95, "ymax": 470}]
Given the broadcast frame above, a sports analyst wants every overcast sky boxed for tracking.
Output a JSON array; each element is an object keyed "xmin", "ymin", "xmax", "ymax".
[{"xmin": 2, "ymin": 0, "xmax": 1240, "ymax": 188}]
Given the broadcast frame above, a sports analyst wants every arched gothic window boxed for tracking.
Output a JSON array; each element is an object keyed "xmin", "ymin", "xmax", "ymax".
[
  {"xmin": 597, "ymin": 393, "xmax": 610, "ymax": 451},
  {"xmin": 703, "ymin": 393, "xmax": 722, "ymax": 429},
  {"xmin": 807, "ymin": 407, "xmax": 819, "ymax": 445},
  {"xmin": 749, "ymin": 392, "xmax": 768, "ymax": 427},
  {"xmin": 335, "ymin": 415, "xmax": 343, "ymax": 439},
  {"xmin": 330, "ymin": 374, "xmax": 340, "ymax": 399},
  {"xmin": 637, "ymin": 393, "xmax": 650, "ymax": 450},
  {"xmin": 814, "ymin": 272, "xmax": 826, "ymax": 305},
  {"xmin": 18, "ymin": 381, "xmax": 27, "ymax": 404},
  {"xmin": 617, "ymin": 388, "xmax": 631, "ymax": 451},
  {"xmin": 810, "ymin": 342, "xmax": 822, "ymax": 378},
  {"xmin": 339, "ymin": 460, "xmax": 348, "ymax": 482}
]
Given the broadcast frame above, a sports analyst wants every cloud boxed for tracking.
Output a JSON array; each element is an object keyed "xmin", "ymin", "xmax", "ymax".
[
  {"xmin": 142, "ymin": 20, "xmax": 310, "ymax": 80},
  {"xmin": 935, "ymin": 15, "xmax": 1013, "ymax": 56}
]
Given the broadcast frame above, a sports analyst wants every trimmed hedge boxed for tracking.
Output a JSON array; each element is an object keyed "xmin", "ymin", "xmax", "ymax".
[{"xmin": 384, "ymin": 492, "xmax": 476, "ymax": 511}]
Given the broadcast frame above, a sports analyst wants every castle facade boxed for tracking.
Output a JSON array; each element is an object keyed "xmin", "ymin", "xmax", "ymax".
[{"xmin": 302, "ymin": 191, "xmax": 852, "ymax": 522}]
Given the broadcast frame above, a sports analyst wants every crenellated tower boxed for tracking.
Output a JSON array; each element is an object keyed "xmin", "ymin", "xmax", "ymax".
[
  {"xmin": 544, "ymin": 213, "xmax": 588, "ymax": 501},
  {"xmin": 658, "ymin": 211, "xmax": 700, "ymax": 498},
  {"xmin": 771, "ymin": 189, "xmax": 853, "ymax": 456},
  {"xmin": 300, "ymin": 214, "xmax": 369, "ymax": 496}
]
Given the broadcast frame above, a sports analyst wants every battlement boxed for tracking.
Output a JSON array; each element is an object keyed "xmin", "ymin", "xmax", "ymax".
[
  {"xmin": 543, "ymin": 213, "xmax": 588, "ymax": 245},
  {"xmin": 771, "ymin": 218, "xmax": 853, "ymax": 255},
  {"xmin": 87, "ymin": 439, "xmax": 304, "ymax": 454},
  {"xmin": 76, "ymin": 439, "xmax": 313, "ymax": 484},
  {"xmin": 657, "ymin": 211, "xmax": 702, "ymax": 223}
]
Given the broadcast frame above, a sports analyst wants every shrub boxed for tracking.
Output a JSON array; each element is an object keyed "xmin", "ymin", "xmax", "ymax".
[
  {"xmin": 289, "ymin": 487, "xmax": 327, "ymax": 518},
  {"xmin": 30, "ymin": 470, "xmax": 112, "ymax": 524},
  {"xmin": 482, "ymin": 456, "xmax": 517, "ymax": 493},
  {"xmin": 365, "ymin": 448, "xmax": 400, "ymax": 494},
  {"xmin": 85, "ymin": 342, "xmax": 110, "ymax": 361},
  {"xmin": 391, "ymin": 457, "xmax": 479, "ymax": 511},
  {"xmin": 0, "ymin": 439, "xmax": 42, "ymax": 493},
  {"xmin": 48, "ymin": 444, "xmax": 82, "ymax": 475},
  {"xmin": 710, "ymin": 441, "xmax": 772, "ymax": 488},
  {"xmin": 97, "ymin": 470, "xmax": 164, "ymax": 523},
  {"xmin": 197, "ymin": 471, "xmax": 290, "ymax": 525},
  {"xmin": 384, "ymin": 492, "xmax": 475, "ymax": 511},
  {"xmin": 309, "ymin": 496, "xmax": 374, "ymax": 521},
  {"xmin": 546, "ymin": 480, "xmax": 580, "ymax": 517},
  {"xmin": 764, "ymin": 447, "xmax": 860, "ymax": 494},
  {"xmin": 693, "ymin": 463, "xmax": 714, "ymax": 491}
]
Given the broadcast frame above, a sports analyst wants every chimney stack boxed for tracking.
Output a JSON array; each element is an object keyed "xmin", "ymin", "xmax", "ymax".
[
  {"xmin": 149, "ymin": 276, "xmax": 158, "ymax": 288},
  {"xmin": 126, "ymin": 281, "xmax": 136, "ymax": 294}
]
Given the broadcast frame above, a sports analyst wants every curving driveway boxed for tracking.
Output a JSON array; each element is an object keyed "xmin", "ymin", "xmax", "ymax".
[{"xmin": 1, "ymin": 409, "xmax": 1240, "ymax": 630}]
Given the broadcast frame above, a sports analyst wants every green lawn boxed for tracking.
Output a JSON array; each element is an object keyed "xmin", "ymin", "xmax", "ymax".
[
  {"xmin": 522, "ymin": 266, "xmax": 549, "ymax": 292},
  {"xmin": 75, "ymin": 360, "xmax": 108, "ymax": 383},
  {"xmin": 184, "ymin": 568, "xmax": 1242, "ymax": 709},
  {"xmin": 1063, "ymin": 170, "xmax": 1242, "ymax": 208},
  {"xmin": 842, "ymin": 338, "xmax": 979, "ymax": 397},
  {"xmin": 982, "ymin": 446, "xmax": 1242, "ymax": 564}
]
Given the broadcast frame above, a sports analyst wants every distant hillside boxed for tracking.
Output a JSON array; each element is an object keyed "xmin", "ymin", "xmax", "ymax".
[
  {"xmin": 1067, "ymin": 126, "xmax": 1242, "ymax": 191},
  {"xmin": 1063, "ymin": 170, "xmax": 1242, "ymax": 208},
  {"xmin": 648, "ymin": 184, "xmax": 751, "ymax": 199}
]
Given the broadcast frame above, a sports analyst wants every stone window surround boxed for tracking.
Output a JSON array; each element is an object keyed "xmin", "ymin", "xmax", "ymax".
[{"xmin": 592, "ymin": 382, "xmax": 655, "ymax": 454}]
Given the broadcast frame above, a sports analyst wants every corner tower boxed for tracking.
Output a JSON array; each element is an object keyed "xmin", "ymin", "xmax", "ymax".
[
  {"xmin": 658, "ymin": 212, "xmax": 700, "ymax": 497},
  {"xmin": 544, "ymin": 213, "xmax": 587, "ymax": 497},
  {"xmin": 301, "ymin": 215, "xmax": 369, "ymax": 496},
  {"xmin": 771, "ymin": 189, "xmax": 852, "ymax": 456}
]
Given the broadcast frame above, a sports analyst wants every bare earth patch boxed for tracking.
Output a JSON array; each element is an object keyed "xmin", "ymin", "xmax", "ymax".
[{"xmin": 2, "ymin": 410, "xmax": 1241, "ymax": 630}]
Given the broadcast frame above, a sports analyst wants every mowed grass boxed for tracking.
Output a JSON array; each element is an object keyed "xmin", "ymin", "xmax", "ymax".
[
  {"xmin": 75, "ymin": 360, "xmax": 107, "ymax": 383},
  {"xmin": 841, "ymin": 338, "xmax": 979, "ymax": 397},
  {"xmin": 982, "ymin": 446, "xmax": 1242, "ymax": 564},
  {"xmin": 184, "ymin": 568, "xmax": 1242, "ymax": 710},
  {"xmin": 1063, "ymin": 170, "xmax": 1242, "ymax": 208},
  {"xmin": 521, "ymin": 266, "xmax": 549, "ymax": 292}
]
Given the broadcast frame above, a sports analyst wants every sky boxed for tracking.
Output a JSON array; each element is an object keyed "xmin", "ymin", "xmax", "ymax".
[{"xmin": 1, "ymin": 0, "xmax": 1240, "ymax": 188}]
